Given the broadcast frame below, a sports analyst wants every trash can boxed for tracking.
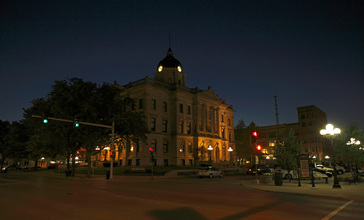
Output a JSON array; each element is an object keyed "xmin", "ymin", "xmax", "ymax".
[
  {"xmin": 106, "ymin": 169, "xmax": 110, "ymax": 180},
  {"xmin": 274, "ymin": 170, "xmax": 283, "ymax": 186}
]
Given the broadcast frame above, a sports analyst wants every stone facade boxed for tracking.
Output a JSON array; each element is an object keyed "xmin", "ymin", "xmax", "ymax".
[{"xmin": 103, "ymin": 48, "xmax": 236, "ymax": 167}]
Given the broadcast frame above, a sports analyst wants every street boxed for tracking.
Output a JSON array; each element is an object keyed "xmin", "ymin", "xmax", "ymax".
[{"xmin": 1, "ymin": 171, "xmax": 364, "ymax": 220}]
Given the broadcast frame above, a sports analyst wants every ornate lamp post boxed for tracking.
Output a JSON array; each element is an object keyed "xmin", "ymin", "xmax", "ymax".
[
  {"xmin": 347, "ymin": 138, "xmax": 361, "ymax": 172},
  {"xmin": 228, "ymin": 146, "xmax": 233, "ymax": 164},
  {"xmin": 320, "ymin": 124, "xmax": 341, "ymax": 189},
  {"xmin": 208, "ymin": 145, "xmax": 213, "ymax": 163}
]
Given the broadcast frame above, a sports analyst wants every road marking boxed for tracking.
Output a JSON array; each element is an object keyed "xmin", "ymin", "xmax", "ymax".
[{"xmin": 321, "ymin": 200, "xmax": 354, "ymax": 220}]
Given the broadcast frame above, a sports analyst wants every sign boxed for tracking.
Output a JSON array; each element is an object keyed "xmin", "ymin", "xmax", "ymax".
[{"xmin": 298, "ymin": 154, "xmax": 310, "ymax": 178}]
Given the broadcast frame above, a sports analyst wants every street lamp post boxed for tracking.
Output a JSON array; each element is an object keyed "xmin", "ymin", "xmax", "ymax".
[
  {"xmin": 347, "ymin": 138, "xmax": 361, "ymax": 172},
  {"xmin": 228, "ymin": 147, "xmax": 233, "ymax": 165},
  {"xmin": 320, "ymin": 124, "xmax": 341, "ymax": 189},
  {"xmin": 208, "ymin": 145, "xmax": 213, "ymax": 164}
]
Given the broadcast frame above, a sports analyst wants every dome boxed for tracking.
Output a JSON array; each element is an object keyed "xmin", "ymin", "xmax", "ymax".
[{"xmin": 157, "ymin": 48, "xmax": 182, "ymax": 71}]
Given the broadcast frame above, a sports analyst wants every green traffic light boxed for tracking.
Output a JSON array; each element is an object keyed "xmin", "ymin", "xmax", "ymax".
[
  {"xmin": 75, "ymin": 123, "xmax": 80, "ymax": 127},
  {"xmin": 43, "ymin": 119, "xmax": 48, "ymax": 124}
]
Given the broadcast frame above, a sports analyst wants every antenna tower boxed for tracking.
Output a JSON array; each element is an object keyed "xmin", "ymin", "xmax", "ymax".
[{"xmin": 274, "ymin": 94, "xmax": 279, "ymax": 125}]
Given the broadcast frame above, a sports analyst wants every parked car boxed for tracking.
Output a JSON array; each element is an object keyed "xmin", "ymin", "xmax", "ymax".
[
  {"xmin": 311, "ymin": 171, "xmax": 328, "ymax": 180},
  {"xmin": 246, "ymin": 165, "xmax": 271, "ymax": 175},
  {"xmin": 198, "ymin": 167, "xmax": 223, "ymax": 178},
  {"xmin": 358, "ymin": 169, "xmax": 364, "ymax": 177},
  {"xmin": 280, "ymin": 169, "xmax": 297, "ymax": 179},
  {"xmin": 280, "ymin": 169, "xmax": 328, "ymax": 180},
  {"xmin": 313, "ymin": 167, "xmax": 333, "ymax": 177}
]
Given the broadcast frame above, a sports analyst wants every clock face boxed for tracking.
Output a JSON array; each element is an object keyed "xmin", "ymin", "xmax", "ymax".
[
  {"xmin": 158, "ymin": 65, "xmax": 163, "ymax": 72},
  {"xmin": 177, "ymin": 65, "xmax": 182, "ymax": 72}
]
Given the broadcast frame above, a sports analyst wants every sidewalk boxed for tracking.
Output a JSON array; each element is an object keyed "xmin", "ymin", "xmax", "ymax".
[{"xmin": 241, "ymin": 178, "xmax": 364, "ymax": 201}]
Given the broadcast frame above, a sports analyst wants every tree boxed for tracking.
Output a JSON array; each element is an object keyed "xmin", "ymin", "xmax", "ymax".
[
  {"xmin": 0, "ymin": 120, "xmax": 11, "ymax": 170},
  {"xmin": 334, "ymin": 123, "xmax": 364, "ymax": 170},
  {"xmin": 234, "ymin": 120, "xmax": 256, "ymax": 166},
  {"xmin": 0, "ymin": 120, "xmax": 29, "ymax": 170},
  {"xmin": 274, "ymin": 129, "xmax": 302, "ymax": 182},
  {"xmin": 24, "ymin": 78, "xmax": 148, "ymax": 177}
]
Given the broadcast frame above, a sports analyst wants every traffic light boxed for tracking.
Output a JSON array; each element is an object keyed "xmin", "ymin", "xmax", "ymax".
[
  {"xmin": 74, "ymin": 119, "xmax": 80, "ymax": 127},
  {"xmin": 42, "ymin": 114, "xmax": 48, "ymax": 124},
  {"xmin": 256, "ymin": 145, "xmax": 262, "ymax": 151},
  {"xmin": 250, "ymin": 131, "xmax": 258, "ymax": 145},
  {"xmin": 149, "ymin": 147, "xmax": 154, "ymax": 162},
  {"xmin": 254, "ymin": 144, "xmax": 262, "ymax": 156}
]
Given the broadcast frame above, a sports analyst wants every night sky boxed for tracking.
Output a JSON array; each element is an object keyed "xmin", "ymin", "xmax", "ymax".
[{"xmin": 1, "ymin": 0, "xmax": 363, "ymax": 130}]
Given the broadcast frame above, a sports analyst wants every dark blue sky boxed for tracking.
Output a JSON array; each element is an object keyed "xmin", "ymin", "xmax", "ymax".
[{"xmin": 1, "ymin": 0, "xmax": 363, "ymax": 129}]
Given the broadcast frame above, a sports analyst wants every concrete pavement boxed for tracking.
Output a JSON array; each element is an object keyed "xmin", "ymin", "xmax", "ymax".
[{"xmin": 241, "ymin": 177, "xmax": 364, "ymax": 201}]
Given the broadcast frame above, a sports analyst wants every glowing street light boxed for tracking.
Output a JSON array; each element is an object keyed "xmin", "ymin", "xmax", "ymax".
[
  {"xmin": 346, "ymin": 138, "xmax": 361, "ymax": 146},
  {"xmin": 320, "ymin": 124, "xmax": 341, "ymax": 189},
  {"xmin": 208, "ymin": 145, "xmax": 213, "ymax": 162}
]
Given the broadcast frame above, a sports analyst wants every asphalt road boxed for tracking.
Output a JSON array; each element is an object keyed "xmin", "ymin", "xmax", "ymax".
[{"xmin": 1, "ymin": 171, "xmax": 363, "ymax": 220}]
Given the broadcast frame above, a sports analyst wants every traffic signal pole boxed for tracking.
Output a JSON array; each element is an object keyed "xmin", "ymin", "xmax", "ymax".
[{"xmin": 32, "ymin": 115, "xmax": 115, "ymax": 179}]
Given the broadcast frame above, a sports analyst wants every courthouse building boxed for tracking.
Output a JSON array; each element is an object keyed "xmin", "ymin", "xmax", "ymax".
[{"xmin": 98, "ymin": 48, "xmax": 236, "ymax": 167}]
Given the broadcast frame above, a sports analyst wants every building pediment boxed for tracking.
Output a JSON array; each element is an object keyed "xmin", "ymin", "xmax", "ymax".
[{"xmin": 198, "ymin": 88, "xmax": 223, "ymax": 102}]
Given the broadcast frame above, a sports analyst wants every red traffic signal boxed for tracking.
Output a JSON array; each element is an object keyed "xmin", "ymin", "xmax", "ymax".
[
  {"xmin": 256, "ymin": 145, "xmax": 262, "ymax": 151},
  {"xmin": 250, "ymin": 131, "xmax": 258, "ymax": 145},
  {"xmin": 149, "ymin": 147, "xmax": 153, "ymax": 152}
]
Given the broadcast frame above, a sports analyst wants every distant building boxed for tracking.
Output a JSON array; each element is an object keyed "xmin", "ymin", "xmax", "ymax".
[
  {"xmin": 97, "ymin": 48, "xmax": 236, "ymax": 167},
  {"xmin": 255, "ymin": 105, "xmax": 330, "ymax": 163}
]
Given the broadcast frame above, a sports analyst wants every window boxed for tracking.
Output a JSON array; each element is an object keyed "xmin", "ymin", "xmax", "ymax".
[
  {"xmin": 221, "ymin": 127, "xmax": 225, "ymax": 139},
  {"xmin": 164, "ymin": 159, "xmax": 168, "ymax": 166},
  {"xmin": 136, "ymin": 141, "xmax": 140, "ymax": 152},
  {"xmin": 128, "ymin": 159, "xmax": 132, "ymax": 166},
  {"xmin": 179, "ymin": 121, "xmax": 184, "ymax": 133},
  {"xmin": 152, "ymin": 99, "xmax": 156, "ymax": 110},
  {"xmin": 163, "ymin": 141, "xmax": 168, "ymax": 153},
  {"xmin": 221, "ymin": 114, "xmax": 224, "ymax": 122},
  {"xmin": 131, "ymin": 100, "xmax": 136, "ymax": 111},
  {"xmin": 179, "ymin": 142, "xmax": 185, "ymax": 153},
  {"xmin": 181, "ymin": 159, "xmax": 185, "ymax": 166},
  {"xmin": 136, "ymin": 159, "xmax": 140, "ymax": 166},
  {"xmin": 180, "ymin": 103, "xmax": 183, "ymax": 113},
  {"xmin": 228, "ymin": 119, "xmax": 231, "ymax": 126},
  {"xmin": 188, "ymin": 142, "xmax": 192, "ymax": 153},
  {"xmin": 189, "ymin": 159, "xmax": 193, "ymax": 166},
  {"xmin": 152, "ymin": 139, "xmax": 157, "ymax": 152},
  {"xmin": 187, "ymin": 122, "xmax": 191, "ymax": 134},
  {"xmin": 151, "ymin": 118, "xmax": 156, "ymax": 131},
  {"xmin": 187, "ymin": 106, "xmax": 191, "ymax": 115},
  {"xmin": 139, "ymin": 99, "xmax": 143, "ymax": 109},
  {"xmin": 163, "ymin": 102, "xmax": 167, "ymax": 112},
  {"xmin": 163, "ymin": 120, "xmax": 168, "ymax": 133}
]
